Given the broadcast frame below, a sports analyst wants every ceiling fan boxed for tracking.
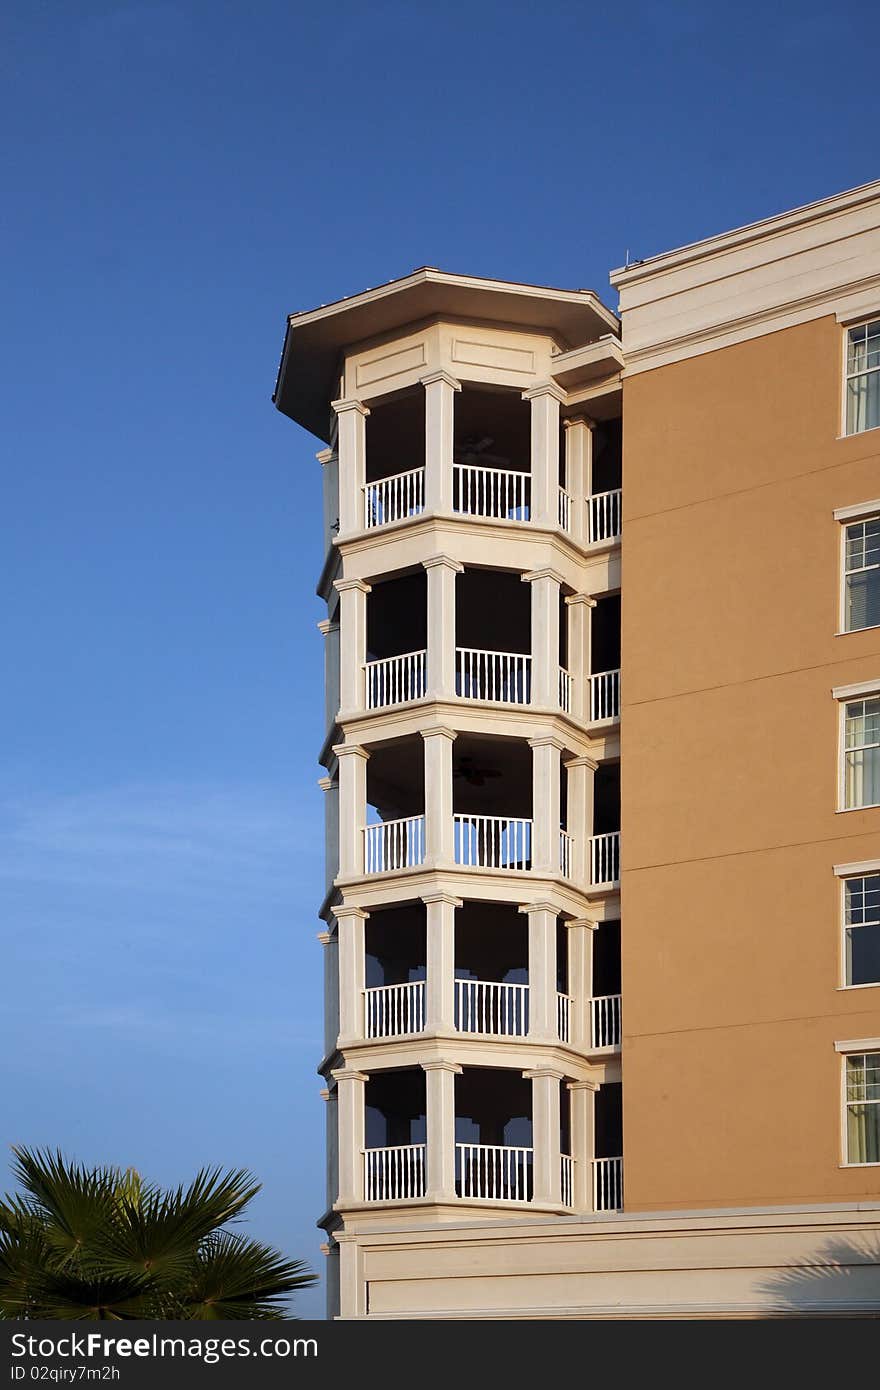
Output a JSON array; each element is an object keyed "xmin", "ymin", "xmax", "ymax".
[{"xmin": 453, "ymin": 755, "xmax": 502, "ymax": 787}]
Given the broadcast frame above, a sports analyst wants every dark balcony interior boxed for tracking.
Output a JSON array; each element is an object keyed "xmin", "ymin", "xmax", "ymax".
[
  {"xmin": 593, "ymin": 763, "xmax": 620, "ymax": 836},
  {"xmin": 455, "ymin": 1068, "xmax": 532, "ymax": 1147},
  {"xmin": 556, "ymin": 919, "xmax": 568, "ymax": 995},
  {"xmin": 592, "ymin": 594, "xmax": 621, "ymax": 673},
  {"xmin": 453, "ymin": 734, "xmax": 532, "ymax": 819},
  {"xmin": 367, "ymin": 571, "xmax": 427, "ymax": 662},
  {"xmin": 365, "ymin": 1068, "xmax": 426, "ymax": 1147},
  {"xmin": 453, "ymin": 384, "xmax": 530, "ymax": 475},
  {"xmin": 591, "ymin": 419, "xmax": 622, "ymax": 495},
  {"xmin": 455, "ymin": 568, "xmax": 530, "ymax": 655},
  {"xmin": 366, "ymin": 904, "xmax": 426, "ymax": 987},
  {"xmin": 561, "ymin": 1084, "xmax": 572, "ymax": 1157},
  {"xmin": 593, "ymin": 920, "xmax": 621, "ymax": 997},
  {"xmin": 595, "ymin": 1081, "xmax": 622, "ymax": 1160},
  {"xmin": 365, "ymin": 390, "xmax": 424, "ymax": 484},
  {"xmin": 455, "ymin": 901, "xmax": 527, "ymax": 985},
  {"xmin": 367, "ymin": 734, "xmax": 425, "ymax": 823}
]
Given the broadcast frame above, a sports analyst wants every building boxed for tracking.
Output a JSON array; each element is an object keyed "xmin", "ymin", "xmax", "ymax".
[{"xmin": 273, "ymin": 178, "xmax": 880, "ymax": 1319}]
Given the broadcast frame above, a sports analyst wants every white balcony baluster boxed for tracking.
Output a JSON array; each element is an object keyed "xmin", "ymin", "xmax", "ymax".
[
  {"xmin": 365, "ymin": 649, "xmax": 427, "ymax": 709},
  {"xmin": 560, "ymin": 1153, "xmax": 574, "ymax": 1208},
  {"xmin": 592, "ymin": 1156, "xmax": 623, "ymax": 1211},
  {"xmin": 453, "ymin": 463, "xmax": 530, "ymax": 521},
  {"xmin": 454, "ymin": 814, "xmax": 531, "ymax": 871},
  {"xmin": 364, "ymin": 1143, "xmax": 427, "ymax": 1201},
  {"xmin": 589, "ymin": 669, "xmax": 620, "ymax": 722},
  {"xmin": 556, "ymin": 991, "xmax": 571, "ymax": 1043},
  {"xmin": 364, "ymin": 816, "xmax": 426, "ymax": 874},
  {"xmin": 456, "ymin": 1143, "xmax": 533, "ymax": 1202},
  {"xmin": 590, "ymin": 993, "xmax": 621, "ymax": 1049},
  {"xmin": 559, "ymin": 830, "xmax": 573, "ymax": 878},
  {"xmin": 558, "ymin": 665, "xmax": 572, "ymax": 712},
  {"xmin": 456, "ymin": 648, "xmax": 531, "ymax": 704},
  {"xmin": 590, "ymin": 831, "xmax": 620, "ymax": 887},
  {"xmin": 588, "ymin": 488, "xmax": 622, "ymax": 543},
  {"xmin": 363, "ymin": 467, "xmax": 425, "ymax": 529},
  {"xmin": 364, "ymin": 980, "xmax": 426, "ymax": 1038},
  {"xmin": 558, "ymin": 486, "xmax": 572, "ymax": 532},
  {"xmin": 455, "ymin": 979, "xmax": 528, "ymax": 1036}
]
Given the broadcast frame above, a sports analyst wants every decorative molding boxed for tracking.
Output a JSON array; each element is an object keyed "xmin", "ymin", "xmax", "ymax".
[
  {"xmin": 831, "ymin": 678, "xmax": 880, "ymax": 701},
  {"xmin": 521, "ymin": 381, "xmax": 567, "ymax": 404},
  {"xmin": 331, "ymin": 397, "xmax": 370, "ymax": 417},
  {"xmin": 419, "ymin": 368, "xmax": 461, "ymax": 391},
  {"xmin": 833, "ymin": 498, "xmax": 880, "ymax": 523},
  {"xmin": 834, "ymin": 859, "xmax": 880, "ymax": 877},
  {"xmin": 334, "ymin": 577, "xmax": 372, "ymax": 595},
  {"xmin": 835, "ymin": 1038, "xmax": 880, "ymax": 1054},
  {"xmin": 421, "ymin": 553, "xmax": 464, "ymax": 573},
  {"xmin": 332, "ymin": 743, "xmax": 370, "ymax": 760}
]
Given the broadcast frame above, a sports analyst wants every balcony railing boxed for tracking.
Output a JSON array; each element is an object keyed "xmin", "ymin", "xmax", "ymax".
[
  {"xmin": 365, "ymin": 650, "xmax": 427, "ymax": 709},
  {"xmin": 456, "ymin": 648, "xmax": 530, "ymax": 704},
  {"xmin": 363, "ymin": 468, "xmax": 425, "ymax": 529},
  {"xmin": 590, "ymin": 993, "xmax": 621, "ymax": 1049},
  {"xmin": 558, "ymin": 665, "xmax": 572, "ymax": 713},
  {"xmin": 454, "ymin": 814, "xmax": 531, "ymax": 871},
  {"xmin": 455, "ymin": 979, "xmax": 528, "ymax": 1036},
  {"xmin": 589, "ymin": 668, "xmax": 620, "ymax": 722},
  {"xmin": 590, "ymin": 831, "xmax": 620, "ymax": 887},
  {"xmin": 560, "ymin": 1153, "xmax": 574, "ymax": 1208},
  {"xmin": 588, "ymin": 488, "xmax": 622, "ymax": 544},
  {"xmin": 557, "ymin": 991, "xmax": 571, "ymax": 1043},
  {"xmin": 453, "ymin": 463, "xmax": 530, "ymax": 521},
  {"xmin": 592, "ymin": 1156, "xmax": 623, "ymax": 1212},
  {"xmin": 364, "ymin": 816, "xmax": 426, "ymax": 874},
  {"xmin": 365, "ymin": 1143, "xmax": 427, "ymax": 1202},
  {"xmin": 456, "ymin": 1143, "xmax": 533, "ymax": 1202},
  {"xmin": 558, "ymin": 486, "xmax": 573, "ymax": 532},
  {"xmin": 364, "ymin": 981, "xmax": 426, "ymax": 1038},
  {"xmin": 559, "ymin": 829, "xmax": 573, "ymax": 879}
]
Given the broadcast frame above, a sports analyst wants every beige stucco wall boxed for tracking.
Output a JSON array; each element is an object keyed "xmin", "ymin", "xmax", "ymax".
[{"xmin": 620, "ymin": 313, "xmax": 880, "ymax": 1211}]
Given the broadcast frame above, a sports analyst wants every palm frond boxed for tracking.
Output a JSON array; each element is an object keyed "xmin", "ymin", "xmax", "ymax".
[{"xmin": 181, "ymin": 1232, "xmax": 317, "ymax": 1320}]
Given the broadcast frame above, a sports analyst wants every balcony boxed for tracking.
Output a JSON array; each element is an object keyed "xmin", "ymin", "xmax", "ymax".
[
  {"xmin": 455, "ymin": 978, "xmax": 528, "ymax": 1037},
  {"xmin": 590, "ymin": 831, "xmax": 620, "ymax": 888},
  {"xmin": 558, "ymin": 486, "xmax": 573, "ymax": 532},
  {"xmin": 558, "ymin": 665, "xmax": 572, "ymax": 713},
  {"xmin": 454, "ymin": 813, "xmax": 531, "ymax": 871},
  {"xmin": 365, "ymin": 1142, "xmax": 426, "ymax": 1201},
  {"xmin": 556, "ymin": 990, "xmax": 572, "ymax": 1043},
  {"xmin": 456, "ymin": 1142, "xmax": 532, "ymax": 1201},
  {"xmin": 590, "ymin": 993, "xmax": 621, "ymax": 1049},
  {"xmin": 364, "ymin": 467, "xmax": 425, "ymax": 529},
  {"xmin": 559, "ymin": 829, "xmax": 573, "ymax": 878},
  {"xmin": 592, "ymin": 1156, "xmax": 623, "ymax": 1211},
  {"xmin": 365, "ymin": 815, "xmax": 426, "ymax": 874},
  {"xmin": 588, "ymin": 488, "xmax": 622, "ymax": 544},
  {"xmin": 364, "ymin": 981, "xmax": 426, "ymax": 1038},
  {"xmin": 365, "ymin": 649, "xmax": 427, "ymax": 709},
  {"xmin": 589, "ymin": 669, "xmax": 620, "ymax": 723},
  {"xmin": 453, "ymin": 461, "xmax": 530, "ymax": 521},
  {"xmin": 456, "ymin": 647, "xmax": 531, "ymax": 704}
]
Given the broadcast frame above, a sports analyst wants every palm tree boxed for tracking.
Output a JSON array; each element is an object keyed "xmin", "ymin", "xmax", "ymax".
[{"xmin": 0, "ymin": 1147, "xmax": 316, "ymax": 1319}]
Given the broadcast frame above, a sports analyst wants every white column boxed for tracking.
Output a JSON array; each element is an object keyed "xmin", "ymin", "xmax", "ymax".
[
  {"xmin": 523, "ymin": 382, "xmax": 565, "ymax": 528},
  {"xmin": 563, "ymin": 755, "xmax": 596, "ymax": 889},
  {"xmin": 334, "ymin": 744, "xmax": 369, "ymax": 878},
  {"xmin": 322, "ymin": 1084, "xmax": 338, "ymax": 1212},
  {"xmin": 565, "ymin": 594, "xmax": 595, "ymax": 723},
  {"xmin": 332, "ymin": 398, "xmax": 370, "ymax": 536},
  {"xmin": 422, "ymin": 371, "xmax": 460, "ymax": 514},
  {"xmin": 525, "ymin": 1068, "xmax": 563, "ymax": 1205},
  {"xmin": 318, "ymin": 928, "xmax": 339, "ymax": 1058},
  {"xmin": 337, "ymin": 1238, "xmax": 364, "ymax": 1318},
  {"xmin": 332, "ymin": 1067, "xmax": 367, "ymax": 1204},
  {"xmin": 318, "ymin": 773, "xmax": 339, "ymax": 895},
  {"xmin": 423, "ymin": 554, "xmax": 462, "ymax": 701},
  {"xmin": 566, "ymin": 917, "xmax": 597, "ymax": 1052},
  {"xmin": 316, "ymin": 445, "xmax": 340, "ymax": 553},
  {"xmin": 523, "ymin": 568, "xmax": 562, "ymax": 708},
  {"xmin": 563, "ymin": 416, "xmax": 594, "ymax": 545},
  {"xmin": 529, "ymin": 736, "xmax": 563, "ymax": 875},
  {"xmin": 422, "ymin": 726, "xmax": 456, "ymax": 866},
  {"xmin": 568, "ymin": 1080, "xmax": 598, "ymax": 1212},
  {"xmin": 423, "ymin": 1060, "xmax": 461, "ymax": 1201},
  {"xmin": 334, "ymin": 905, "xmax": 368, "ymax": 1045},
  {"xmin": 423, "ymin": 892, "xmax": 460, "ymax": 1034},
  {"xmin": 333, "ymin": 578, "xmax": 370, "ymax": 717},
  {"xmin": 520, "ymin": 900, "xmax": 557, "ymax": 1043}
]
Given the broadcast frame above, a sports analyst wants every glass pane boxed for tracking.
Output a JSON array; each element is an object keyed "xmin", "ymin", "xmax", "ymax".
[
  {"xmin": 846, "ymin": 747, "xmax": 880, "ymax": 807},
  {"xmin": 845, "ymin": 874, "xmax": 880, "ymax": 926},
  {"xmin": 847, "ymin": 372, "xmax": 880, "ymax": 435},
  {"xmin": 846, "ymin": 569, "xmax": 880, "ymax": 630},
  {"xmin": 847, "ymin": 1054, "xmax": 865, "ymax": 1101},
  {"xmin": 847, "ymin": 1102, "xmax": 880, "ymax": 1163},
  {"xmin": 848, "ymin": 324, "xmax": 867, "ymax": 372},
  {"xmin": 847, "ymin": 923, "xmax": 880, "ymax": 985}
]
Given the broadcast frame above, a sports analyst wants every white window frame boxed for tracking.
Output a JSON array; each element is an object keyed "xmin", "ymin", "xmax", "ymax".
[
  {"xmin": 833, "ymin": 680, "xmax": 880, "ymax": 811},
  {"xmin": 835, "ymin": 502, "xmax": 880, "ymax": 634},
  {"xmin": 834, "ymin": 861, "xmax": 880, "ymax": 990},
  {"xmin": 842, "ymin": 316, "xmax": 880, "ymax": 438},
  {"xmin": 835, "ymin": 1040, "xmax": 880, "ymax": 1167}
]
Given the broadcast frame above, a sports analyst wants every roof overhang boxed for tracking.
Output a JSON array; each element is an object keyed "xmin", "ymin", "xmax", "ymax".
[{"xmin": 273, "ymin": 267, "xmax": 619, "ymax": 442}]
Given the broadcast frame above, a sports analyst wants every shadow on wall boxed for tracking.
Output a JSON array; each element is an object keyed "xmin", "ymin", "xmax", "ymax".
[{"xmin": 759, "ymin": 1238, "xmax": 880, "ymax": 1316}]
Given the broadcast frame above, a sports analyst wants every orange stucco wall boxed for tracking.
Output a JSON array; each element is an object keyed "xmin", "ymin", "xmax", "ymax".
[{"xmin": 620, "ymin": 314, "xmax": 880, "ymax": 1209}]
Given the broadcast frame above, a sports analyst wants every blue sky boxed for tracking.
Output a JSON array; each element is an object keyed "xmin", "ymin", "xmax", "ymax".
[{"xmin": 1, "ymin": 0, "xmax": 878, "ymax": 1317}]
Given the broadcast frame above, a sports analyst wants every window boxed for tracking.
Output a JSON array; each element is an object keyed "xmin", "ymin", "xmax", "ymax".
[
  {"xmin": 842, "ymin": 697, "xmax": 880, "ymax": 808},
  {"xmin": 845, "ymin": 319, "xmax": 880, "ymax": 435},
  {"xmin": 843, "ymin": 515, "xmax": 880, "ymax": 631},
  {"xmin": 845, "ymin": 1052, "xmax": 880, "ymax": 1164},
  {"xmin": 843, "ymin": 875, "xmax": 880, "ymax": 986}
]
